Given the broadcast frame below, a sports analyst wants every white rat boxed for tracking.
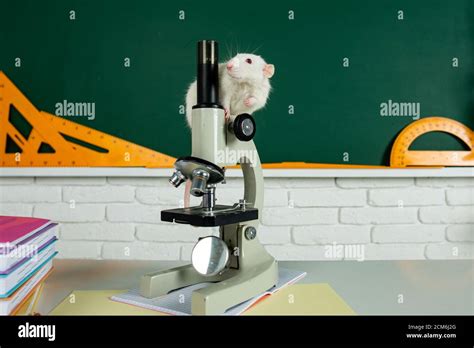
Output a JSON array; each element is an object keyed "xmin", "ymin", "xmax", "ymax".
[
  {"xmin": 185, "ymin": 53, "xmax": 275, "ymax": 126},
  {"xmin": 183, "ymin": 53, "xmax": 275, "ymax": 207}
]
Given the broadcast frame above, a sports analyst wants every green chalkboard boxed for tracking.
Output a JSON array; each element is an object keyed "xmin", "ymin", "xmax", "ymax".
[{"xmin": 1, "ymin": 0, "xmax": 473, "ymax": 165}]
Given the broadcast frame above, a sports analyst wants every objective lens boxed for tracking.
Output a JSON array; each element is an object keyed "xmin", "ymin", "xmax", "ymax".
[
  {"xmin": 190, "ymin": 169, "xmax": 210, "ymax": 197},
  {"xmin": 169, "ymin": 170, "xmax": 186, "ymax": 188}
]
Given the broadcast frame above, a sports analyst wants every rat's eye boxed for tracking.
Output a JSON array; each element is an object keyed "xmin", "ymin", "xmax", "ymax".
[{"xmin": 245, "ymin": 58, "xmax": 252, "ymax": 64}]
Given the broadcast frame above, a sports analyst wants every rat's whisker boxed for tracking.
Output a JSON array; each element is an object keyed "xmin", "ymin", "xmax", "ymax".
[
  {"xmin": 251, "ymin": 44, "xmax": 262, "ymax": 54},
  {"xmin": 224, "ymin": 41, "xmax": 230, "ymax": 60}
]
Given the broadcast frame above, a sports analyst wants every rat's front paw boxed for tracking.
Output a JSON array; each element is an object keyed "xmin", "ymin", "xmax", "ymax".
[
  {"xmin": 244, "ymin": 96, "xmax": 257, "ymax": 107},
  {"xmin": 224, "ymin": 108, "xmax": 230, "ymax": 122}
]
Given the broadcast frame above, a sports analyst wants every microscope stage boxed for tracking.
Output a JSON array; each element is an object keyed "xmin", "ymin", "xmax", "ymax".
[{"xmin": 161, "ymin": 205, "xmax": 258, "ymax": 227}]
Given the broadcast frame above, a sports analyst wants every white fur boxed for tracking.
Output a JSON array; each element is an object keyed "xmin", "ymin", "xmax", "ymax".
[{"xmin": 185, "ymin": 53, "xmax": 273, "ymax": 126}]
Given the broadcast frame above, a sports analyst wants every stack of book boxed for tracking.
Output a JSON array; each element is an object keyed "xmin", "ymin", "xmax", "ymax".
[{"xmin": 0, "ymin": 216, "xmax": 58, "ymax": 315}]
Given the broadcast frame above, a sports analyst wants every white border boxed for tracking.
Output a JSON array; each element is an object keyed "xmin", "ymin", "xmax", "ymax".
[{"xmin": 0, "ymin": 167, "xmax": 472, "ymax": 177}]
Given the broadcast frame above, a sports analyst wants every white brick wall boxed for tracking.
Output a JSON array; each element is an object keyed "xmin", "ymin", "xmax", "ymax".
[
  {"xmin": 63, "ymin": 186, "xmax": 135, "ymax": 203},
  {"xmin": 419, "ymin": 206, "xmax": 474, "ymax": 223},
  {"xmin": 446, "ymin": 225, "xmax": 474, "ymax": 242},
  {"xmin": 0, "ymin": 186, "xmax": 61, "ymax": 202},
  {"xmin": 293, "ymin": 225, "xmax": 371, "ymax": 244},
  {"xmin": 446, "ymin": 188, "xmax": 473, "ymax": 205},
  {"xmin": 106, "ymin": 204, "xmax": 164, "ymax": 223},
  {"xmin": 101, "ymin": 242, "xmax": 181, "ymax": 260},
  {"xmin": 372, "ymin": 225, "xmax": 445, "ymax": 243},
  {"xmin": 34, "ymin": 203, "xmax": 105, "ymax": 222},
  {"xmin": 291, "ymin": 188, "xmax": 366, "ymax": 207},
  {"xmin": 340, "ymin": 207, "xmax": 418, "ymax": 224},
  {"xmin": 0, "ymin": 176, "xmax": 472, "ymax": 261},
  {"xmin": 368, "ymin": 188, "xmax": 445, "ymax": 206},
  {"xmin": 263, "ymin": 207, "xmax": 338, "ymax": 225}
]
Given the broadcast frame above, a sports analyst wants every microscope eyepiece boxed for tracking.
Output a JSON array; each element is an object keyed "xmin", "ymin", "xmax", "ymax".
[{"xmin": 195, "ymin": 40, "xmax": 221, "ymax": 109}]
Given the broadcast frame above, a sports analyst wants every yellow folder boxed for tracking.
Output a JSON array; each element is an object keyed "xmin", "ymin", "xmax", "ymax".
[{"xmin": 50, "ymin": 284, "xmax": 354, "ymax": 316}]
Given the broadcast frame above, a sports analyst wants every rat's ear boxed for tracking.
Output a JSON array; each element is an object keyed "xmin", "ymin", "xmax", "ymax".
[{"xmin": 263, "ymin": 64, "xmax": 275, "ymax": 78}]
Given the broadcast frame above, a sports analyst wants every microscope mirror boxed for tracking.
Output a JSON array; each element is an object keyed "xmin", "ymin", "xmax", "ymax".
[{"xmin": 191, "ymin": 236, "xmax": 229, "ymax": 276}]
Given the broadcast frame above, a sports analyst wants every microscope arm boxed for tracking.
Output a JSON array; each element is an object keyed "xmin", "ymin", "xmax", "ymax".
[{"xmin": 227, "ymin": 134, "xmax": 264, "ymax": 226}]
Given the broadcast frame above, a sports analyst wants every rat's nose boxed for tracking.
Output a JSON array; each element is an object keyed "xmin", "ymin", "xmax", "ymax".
[{"xmin": 226, "ymin": 61, "xmax": 233, "ymax": 70}]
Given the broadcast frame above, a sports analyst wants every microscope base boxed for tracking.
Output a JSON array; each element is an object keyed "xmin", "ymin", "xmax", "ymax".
[
  {"xmin": 139, "ymin": 263, "xmax": 236, "ymax": 298},
  {"xmin": 140, "ymin": 222, "xmax": 279, "ymax": 314},
  {"xmin": 192, "ymin": 258, "xmax": 278, "ymax": 315},
  {"xmin": 139, "ymin": 259, "xmax": 278, "ymax": 315}
]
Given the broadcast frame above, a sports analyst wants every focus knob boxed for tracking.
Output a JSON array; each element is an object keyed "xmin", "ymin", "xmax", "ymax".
[{"xmin": 229, "ymin": 113, "xmax": 256, "ymax": 142}]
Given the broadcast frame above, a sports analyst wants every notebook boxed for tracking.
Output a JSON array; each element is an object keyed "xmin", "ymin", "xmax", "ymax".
[
  {"xmin": 0, "ymin": 241, "xmax": 57, "ymax": 296},
  {"xmin": 0, "ymin": 251, "xmax": 57, "ymax": 299},
  {"xmin": 0, "ymin": 216, "xmax": 58, "ymax": 315},
  {"xmin": 0, "ymin": 262, "xmax": 53, "ymax": 315},
  {"xmin": 1, "ymin": 236, "xmax": 57, "ymax": 274},
  {"xmin": 111, "ymin": 268, "xmax": 306, "ymax": 315},
  {"xmin": 0, "ymin": 216, "xmax": 52, "ymax": 246}
]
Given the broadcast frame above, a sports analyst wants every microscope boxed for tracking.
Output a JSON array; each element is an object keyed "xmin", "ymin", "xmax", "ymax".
[{"xmin": 140, "ymin": 40, "xmax": 278, "ymax": 315}]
